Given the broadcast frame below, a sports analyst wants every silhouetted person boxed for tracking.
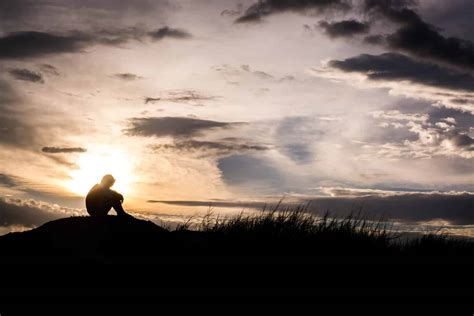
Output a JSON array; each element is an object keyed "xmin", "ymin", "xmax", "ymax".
[{"xmin": 86, "ymin": 174, "xmax": 132, "ymax": 218}]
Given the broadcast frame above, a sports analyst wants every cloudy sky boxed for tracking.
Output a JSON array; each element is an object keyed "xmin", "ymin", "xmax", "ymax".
[{"xmin": 0, "ymin": 0, "xmax": 473, "ymax": 235}]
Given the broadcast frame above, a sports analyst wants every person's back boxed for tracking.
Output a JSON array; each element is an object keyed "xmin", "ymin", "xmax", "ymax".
[{"xmin": 85, "ymin": 174, "xmax": 129, "ymax": 217}]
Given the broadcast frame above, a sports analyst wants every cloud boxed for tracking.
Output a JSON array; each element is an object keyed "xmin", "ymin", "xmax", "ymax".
[
  {"xmin": 148, "ymin": 27, "xmax": 192, "ymax": 40},
  {"xmin": 144, "ymin": 97, "xmax": 161, "ymax": 104},
  {"xmin": 328, "ymin": 53, "xmax": 474, "ymax": 92},
  {"xmin": 0, "ymin": 26, "xmax": 192, "ymax": 60},
  {"xmin": 363, "ymin": 34, "xmax": 384, "ymax": 44},
  {"xmin": 8, "ymin": 68, "xmax": 44, "ymax": 83},
  {"xmin": 213, "ymin": 64, "xmax": 294, "ymax": 84},
  {"xmin": 217, "ymin": 154, "xmax": 284, "ymax": 192},
  {"xmin": 449, "ymin": 132, "xmax": 474, "ymax": 149},
  {"xmin": 124, "ymin": 117, "xmax": 241, "ymax": 138},
  {"xmin": 316, "ymin": 186, "xmax": 427, "ymax": 197},
  {"xmin": 114, "ymin": 73, "xmax": 143, "ymax": 81},
  {"xmin": 275, "ymin": 117, "xmax": 323, "ymax": 164},
  {"xmin": 0, "ymin": 115, "xmax": 36, "ymax": 148},
  {"xmin": 152, "ymin": 139, "xmax": 270, "ymax": 158},
  {"xmin": 318, "ymin": 20, "xmax": 370, "ymax": 38},
  {"xmin": 241, "ymin": 64, "xmax": 273, "ymax": 79},
  {"xmin": 41, "ymin": 147, "xmax": 87, "ymax": 154},
  {"xmin": 235, "ymin": 0, "xmax": 474, "ymax": 71},
  {"xmin": 0, "ymin": 197, "xmax": 84, "ymax": 232},
  {"xmin": 38, "ymin": 64, "xmax": 60, "ymax": 76},
  {"xmin": 148, "ymin": 199, "xmax": 268, "ymax": 209},
  {"xmin": 364, "ymin": 110, "xmax": 474, "ymax": 159},
  {"xmin": 306, "ymin": 191, "xmax": 474, "ymax": 225},
  {"xmin": 369, "ymin": 110, "xmax": 428, "ymax": 123},
  {"xmin": 143, "ymin": 90, "xmax": 220, "ymax": 105},
  {"xmin": 0, "ymin": 80, "xmax": 38, "ymax": 147},
  {"xmin": 0, "ymin": 174, "xmax": 18, "ymax": 188},
  {"xmin": 235, "ymin": 0, "xmax": 351, "ymax": 23},
  {"xmin": 0, "ymin": 31, "xmax": 88, "ymax": 59},
  {"xmin": 420, "ymin": 0, "xmax": 474, "ymax": 43},
  {"xmin": 149, "ymin": 190, "xmax": 474, "ymax": 225},
  {"xmin": 363, "ymin": 0, "xmax": 474, "ymax": 70},
  {"xmin": 312, "ymin": 53, "xmax": 474, "ymax": 113},
  {"xmin": 0, "ymin": 0, "xmax": 171, "ymax": 31}
]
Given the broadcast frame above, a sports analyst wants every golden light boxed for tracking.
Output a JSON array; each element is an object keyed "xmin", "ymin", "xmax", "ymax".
[{"xmin": 66, "ymin": 147, "xmax": 135, "ymax": 197}]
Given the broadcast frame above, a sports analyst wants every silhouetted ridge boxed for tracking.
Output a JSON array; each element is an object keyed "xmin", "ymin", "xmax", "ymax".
[
  {"xmin": 1, "ymin": 211, "xmax": 474, "ymax": 264},
  {"xmin": 0, "ymin": 216, "xmax": 170, "ymax": 261}
]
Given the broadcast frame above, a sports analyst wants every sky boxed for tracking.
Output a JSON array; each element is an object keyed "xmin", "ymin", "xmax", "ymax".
[{"xmin": 0, "ymin": 0, "xmax": 473, "ymax": 236}]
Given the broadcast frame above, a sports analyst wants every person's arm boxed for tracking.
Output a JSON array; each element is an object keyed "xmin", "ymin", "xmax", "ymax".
[
  {"xmin": 109, "ymin": 189, "xmax": 123, "ymax": 203},
  {"xmin": 110, "ymin": 190, "xmax": 131, "ymax": 217}
]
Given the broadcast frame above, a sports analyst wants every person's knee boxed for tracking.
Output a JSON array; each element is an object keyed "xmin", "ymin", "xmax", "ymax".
[{"xmin": 111, "ymin": 198, "xmax": 122, "ymax": 208}]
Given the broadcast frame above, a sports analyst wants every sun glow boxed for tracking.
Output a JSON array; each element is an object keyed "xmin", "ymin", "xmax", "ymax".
[{"xmin": 66, "ymin": 147, "xmax": 135, "ymax": 197}]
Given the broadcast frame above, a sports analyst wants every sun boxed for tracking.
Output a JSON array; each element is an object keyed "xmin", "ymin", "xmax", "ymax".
[{"xmin": 66, "ymin": 147, "xmax": 135, "ymax": 197}]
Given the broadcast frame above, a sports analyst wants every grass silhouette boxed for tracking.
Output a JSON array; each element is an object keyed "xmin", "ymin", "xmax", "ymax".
[
  {"xmin": 1, "ymin": 204, "xmax": 473, "ymax": 261},
  {"xmin": 171, "ymin": 204, "xmax": 474, "ymax": 256}
]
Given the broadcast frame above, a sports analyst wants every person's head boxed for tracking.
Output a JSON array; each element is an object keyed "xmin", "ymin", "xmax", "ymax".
[{"xmin": 100, "ymin": 174, "xmax": 115, "ymax": 188}]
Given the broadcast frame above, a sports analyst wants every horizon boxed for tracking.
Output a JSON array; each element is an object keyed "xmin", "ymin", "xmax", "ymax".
[{"xmin": 0, "ymin": 0, "xmax": 473, "ymax": 237}]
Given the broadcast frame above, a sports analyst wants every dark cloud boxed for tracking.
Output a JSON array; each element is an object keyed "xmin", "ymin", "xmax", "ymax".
[
  {"xmin": 38, "ymin": 64, "xmax": 60, "ymax": 76},
  {"xmin": 91, "ymin": 27, "xmax": 147, "ymax": 45},
  {"xmin": 152, "ymin": 192, "xmax": 474, "ymax": 225},
  {"xmin": 0, "ymin": 174, "xmax": 18, "ymax": 188},
  {"xmin": 363, "ymin": 34, "xmax": 384, "ymax": 45},
  {"xmin": 152, "ymin": 140, "xmax": 270, "ymax": 157},
  {"xmin": 0, "ymin": 0, "xmax": 170, "ymax": 31},
  {"xmin": 318, "ymin": 20, "xmax": 370, "ymax": 38},
  {"xmin": 217, "ymin": 154, "xmax": 285, "ymax": 193},
  {"xmin": 367, "ymin": 105, "xmax": 474, "ymax": 156},
  {"xmin": 363, "ymin": 0, "xmax": 474, "ymax": 70},
  {"xmin": 221, "ymin": 10, "xmax": 243, "ymax": 17},
  {"xmin": 41, "ymin": 147, "xmax": 87, "ymax": 154},
  {"xmin": 148, "ymin": 27, "xmax": 192, "ymax": 40},
  {"xmin": 422, "ymin": 128, "xmax": 474, "ymax": 152},
  {"xmin": 451, "ymin": 98, "xmax": 470, "ymax": 105},
  {"xmin": 0, "ymin": 0, "xmax": 164, "ymax": 17},
  {"xmin": 124, "ymin": 117, "xmax": 240, "ymax": 138},
  {"xmin": 0, "ymin": 197, "xmax": 81, "ymax": 229},
  {"xmin": 236, "ymin": 0, "xmax": 474, "ymax": 71},
  {"xmin": 449, "ymin": 132, "xmax": 474, "ymax": 149},
  {"xmin": 305, "ymin": 192, "xmax": 474, "ymax": 225},
  {"xmin": 235, "ymin": 0, "xmax": 351, "ymax": 23},
  {"xmin": 0, "ymin": 26, "xmax": 191, "ymax": 60},
  {"xmin": 8, "ymin": 68, "xmax": 44, "ymax": 83},
  {"xmin": 221, "ymin": 3, "xmax": 244, "ymax": 17},
  {"xmin": 144, "ymin": 97, "xmax": 162, "ymax": 104},
  {"xmin": 420, "ymin": 0, "xmax": 474, "ymax": 42},
  {"xmin": 424, "ymin": 106, "xmax": 474, "ymax": 131},
  {"xmin": 0, "ymin": 198, "xmax": 61, "ymax": 228},
  {"xmin": 328, "ymin": 53, "xmax": 474, "ymax": 92},
  {"xmin": 114, "ymin": 73, "xmax": 142, "ymax": 81},
  {"xmin": 144, "ymin": 90, "xmax": 220, "ymax": 105},
  {"xmin": 0, "ymin": 31, "xmax": 88, "ymax": 60}
]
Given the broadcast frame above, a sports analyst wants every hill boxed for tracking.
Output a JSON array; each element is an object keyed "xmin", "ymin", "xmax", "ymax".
[
  {"xmin": 2, "ymin": 212, "xmax": 474, "ymax": 307},
  {"xmin": 1, "ymin": 210, "xmax": 474, "ymax": 263}
]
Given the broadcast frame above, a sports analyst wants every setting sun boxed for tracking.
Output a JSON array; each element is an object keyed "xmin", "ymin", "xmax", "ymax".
[{"xmin": 66, "ymin": 147, "xmax": 135, "ymax": 196}]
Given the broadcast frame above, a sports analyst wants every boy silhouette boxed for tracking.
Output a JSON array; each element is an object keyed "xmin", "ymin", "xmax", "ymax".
[{"xmin": 86, "ymin": 174, "xmax": 132, "ymax": 218}]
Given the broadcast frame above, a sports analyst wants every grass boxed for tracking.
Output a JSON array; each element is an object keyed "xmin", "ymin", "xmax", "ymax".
[
  {"xmin": 2, "ymin": 204, "xmax": 473, "ymax": 258},
  {"xmin": 170, "ymin": 204, "xmax": 474, "ymax": 256}
]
